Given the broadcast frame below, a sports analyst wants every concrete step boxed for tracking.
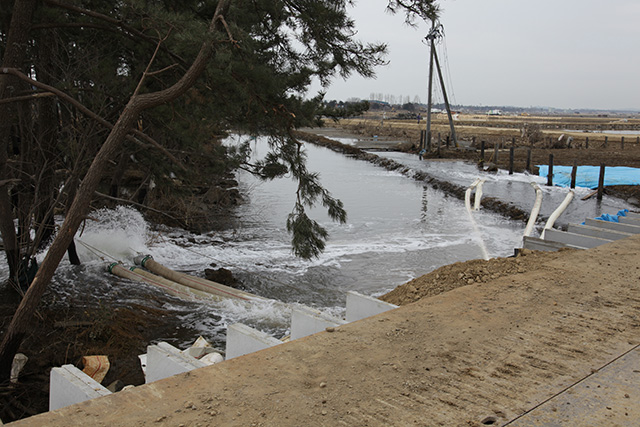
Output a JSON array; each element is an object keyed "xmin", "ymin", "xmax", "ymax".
[
  {"xmin": 619, "ymin": 215, "xmax": 640, "ymax": 226},
  {"xmin": 523, "ymin": 236, "xmax": 573, "ymax": 252},
  {"xmin": 567, "ymin": 223, "xmax": 632, "ymax": 241},
  {"xmin": 543, "ymin": 229, "xmax": 612, "ymax": 249},
  {"xmin": 585, "ymin": 218, "xmax": 640, "ymax": 234}
]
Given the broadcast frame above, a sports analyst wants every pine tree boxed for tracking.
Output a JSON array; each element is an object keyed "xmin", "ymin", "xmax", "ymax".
[{"xmin": 0, "ymin": 0, "xmax": 439, "ymax": 381}]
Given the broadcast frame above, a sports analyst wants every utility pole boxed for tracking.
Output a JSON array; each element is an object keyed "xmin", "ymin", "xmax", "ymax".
[
  {"xmin": 424, "ymin": 21, "xmax": 435, "ymax": 153},
  {"xmin": 432, "ymin": 47, "xmax": 458, "ymax": 147},
  {"xmin": 424, "ymin": 21, "xmax": 458, "ymax": 150}
]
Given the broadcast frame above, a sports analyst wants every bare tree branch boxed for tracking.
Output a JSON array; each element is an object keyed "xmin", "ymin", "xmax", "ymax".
[{"xmin": 0, "ymin": 91, "xmax": 56, "ymax": 105}]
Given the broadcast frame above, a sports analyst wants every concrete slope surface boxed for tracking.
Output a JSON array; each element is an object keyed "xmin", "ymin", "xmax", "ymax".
[{"xmin": 14, "ymin": 235, "xmax": 640, "ymax": 426}]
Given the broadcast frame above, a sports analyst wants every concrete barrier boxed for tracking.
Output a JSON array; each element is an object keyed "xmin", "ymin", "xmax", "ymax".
[
  {"xmin": 290, "ymin": 306, "xmax": 346, "ymax": 340},
  {"xmin": 145, "ymin": 342, "xmax": 207, "ymax": 383},
  {"xmin": 49, "ymin": 365, "xmax": 111, "ymax": 411},
  {"xmin": 585, "ymin": 218, "xmax": 640, "ymax": 234},
  {"xmin": 567, "ymin": 223, "xmax": 632, "ymax": 241},
  {"xmin": 522, "ymin": 236, "xmax": 571, "ymax": 252},
  {"xmin": 345, "ymin": 291, "xmax": 397, "ymax": 322},
  {"xmin": 544, "ymin": 229, "xmax": 612, "ymax": 249},
  {"xmin": 225, "ymin": 323, "xmax": 282, "ymax": 360},
  {"xmin": 619, "ymin": 216, "xmax": 640, "ymax": 226}
]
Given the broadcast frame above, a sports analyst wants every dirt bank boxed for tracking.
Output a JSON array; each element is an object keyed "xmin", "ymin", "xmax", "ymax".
[
  {"xmin": 3, "ymin": 122, "xmax": 640, "ymax": 423},
  {"xmin": 18, "ymin": 235, "xmax": 640, "ymax": 426}
]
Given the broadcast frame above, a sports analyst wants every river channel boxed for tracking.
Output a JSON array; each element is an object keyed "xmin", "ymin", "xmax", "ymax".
[{"xmin": 5, "ymin": 134, "xmax": 634, "ymax": 350}]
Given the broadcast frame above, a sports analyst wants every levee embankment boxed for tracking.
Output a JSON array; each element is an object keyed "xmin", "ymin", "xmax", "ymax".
[{"xmin": 16, "ymin": 235, "xmax": 640, "ymax": 426}]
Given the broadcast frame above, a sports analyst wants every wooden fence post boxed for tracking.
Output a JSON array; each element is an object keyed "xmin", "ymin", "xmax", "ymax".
[
  {"xmin": 597, "ymin": 163, "xmax": 606, "ymax": 200},
  {"xmin": 547, "ymin": 154, "xmax": 554, "ymax": 186},
  {"xmin": 570, "ymin": 159, "xmax": 577, "ymax": 189},
  {"xmin": 479, "ymin": 140, "xmax": 485, "ymax": 169},
  {"xmin": 509, "ymin": 146, "xmax": 514, "ymax": 175},
  {"xmin": 621, "ymin": 136, "xmax": 625, "ymax": 150},
  {"xmin": 585, "ymin": 137, "xmax": 589, "ymax": 149},
  {"xmin": 526, "ymin": 147, "xmax": 532, "ymax": 173},
  {"xmin": 494, "ymin": 141, "xmax": 499, "ymax": 163}
]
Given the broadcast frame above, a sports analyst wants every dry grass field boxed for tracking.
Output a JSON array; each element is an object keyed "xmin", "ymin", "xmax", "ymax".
[
  {"xmin": 335, "ymin": 112, "xmax": 640, "ymax": 206},
  {"xmin": 339, "ymin": 112, "xmax": 640, "ymax": 148}
]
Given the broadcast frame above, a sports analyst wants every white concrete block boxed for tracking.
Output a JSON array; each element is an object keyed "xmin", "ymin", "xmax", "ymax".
[
  {"xmin": 225, "ymin": 323, "xmax": 282, "ymax": 360},
  {"xmin": 346, "ymin": 291, "xmax": 398, "ymax": 322},
  {"xmin": 290, "ymin": 306, "xmax": 346, "ymax": 340},
  {"xmin": 49, "ymin": 364, "xmax": 111, "ymax": 411},
  {"xmin": 145, "ymin": 342, "xmax": 207, "ymax": 384}
]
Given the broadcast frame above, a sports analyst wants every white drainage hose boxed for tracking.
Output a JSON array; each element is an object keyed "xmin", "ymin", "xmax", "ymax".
[
  {"xmin": 540, "ymin": 190, "xmax": 574, "ymax": 240},
  {"xmin": 523, "ymin": 183, "xmax": 543, "ymax": 238},
  {"xmin": 465, "ymin": 178, "xmax": 490, "ymax": 261}
]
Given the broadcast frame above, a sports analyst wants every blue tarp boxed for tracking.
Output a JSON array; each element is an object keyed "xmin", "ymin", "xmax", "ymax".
[
  {"xmin": 582, "ymin": 209, "xmax": 629, "ymax": 225},
  {"xmin": 538, "ymin": 165, "xmax": 640, "ymax": 188}
]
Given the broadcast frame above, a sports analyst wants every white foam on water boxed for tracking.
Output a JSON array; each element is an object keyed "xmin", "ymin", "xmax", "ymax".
[
  {"xmin": 22, "ymin": 137, "xmax": 557, "ymax": 345},
  {"xmin": 73, "ymin": 206, "xmax": 151, "ymax": 263}
]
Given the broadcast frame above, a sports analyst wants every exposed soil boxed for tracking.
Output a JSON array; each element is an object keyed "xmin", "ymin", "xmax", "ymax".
[
  {"xmin": 380, "ymin": 247, "xmax": 570, "ymax": 306},
  {"xmin": 0, "ymin": 285, "xmax": 176, "ymax": 422},
  {"xmin": 19, "ymin": 235, "xmax": 640, "ymax": 426}
]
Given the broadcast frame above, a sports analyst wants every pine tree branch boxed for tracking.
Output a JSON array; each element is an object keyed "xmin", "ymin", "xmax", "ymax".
[
  {"xmin": 0, "ymin": 67, "xmax": 186, "ymax": 170},
  {"xmin": 42, "ymin": 0, "xmax": 188, "ymax": 66}
]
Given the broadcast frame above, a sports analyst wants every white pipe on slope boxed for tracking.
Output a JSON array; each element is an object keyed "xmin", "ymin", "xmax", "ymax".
[
  {"xmin": 474, "ymin": 179, "xmax": 486, "ymax": 211},
  {"xmin": 523, "ymin": 182, "xmax": 543, "ymax": 239},
  {"xmin": 465, "ymin": 178, "xmax": 489, "ymax": 261},
  {"xmin": 540, "ymin": 190, "xmax": 574, "ymax": 240},
  {"xmin": 465, "ymin": 178, "xmax": 481, "ymax": 212}
]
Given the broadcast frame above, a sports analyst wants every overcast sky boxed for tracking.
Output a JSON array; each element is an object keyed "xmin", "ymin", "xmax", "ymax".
[{"xmin": 308, "ymin": 0, "xmax": 640, "ymax": 111}]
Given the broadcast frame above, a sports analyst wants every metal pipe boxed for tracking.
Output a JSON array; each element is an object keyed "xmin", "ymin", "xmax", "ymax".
[
  {"xmin": 134, "ymin": 255, "xmax": 264, "ymax": 302},
  {"xmin": 108, "ymin": 263, "xmax": 216, "ymax": 302}
]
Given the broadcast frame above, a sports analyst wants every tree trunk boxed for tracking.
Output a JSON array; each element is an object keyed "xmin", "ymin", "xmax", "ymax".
[
  {"xmin": 0, "ymin": 0, "xmax": 38, "ymax": 284},
  {"xmin": 32, "ymin": 29, "xmax": 61, "ymax": 251},
  {"xmin": 0, "ymin": 0, "xmax": 231, "ymax": 380}
]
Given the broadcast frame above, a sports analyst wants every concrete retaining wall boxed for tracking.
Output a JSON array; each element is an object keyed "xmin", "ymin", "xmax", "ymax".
[
  {"xmin": 49, "ymin": 365, "xmax": 111, "ymax": 411},
  {"xmin": 225, "ymin": 323, "xmax": 282, "ymax": 359},
  {"xmin": 145, "ymin": 342, "xmax": 206, "ymax": 383},
  {"xmin": 290, "ymin": 306, "xmax": 346, "ymax": 340},
  {"xmin": 345, "ymin": 291, "xmax": 397, "ymax": 322}
]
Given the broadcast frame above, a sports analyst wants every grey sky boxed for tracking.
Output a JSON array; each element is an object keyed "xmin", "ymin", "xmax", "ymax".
[{"xmin": 309, "ymin": 0, "xmax": 640, "ymax": 111}]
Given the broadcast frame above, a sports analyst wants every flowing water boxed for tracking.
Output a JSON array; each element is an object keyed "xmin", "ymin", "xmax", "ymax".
[{"xmin": 6, "ymin": 135, "xmax": 633, "ymax": 350}]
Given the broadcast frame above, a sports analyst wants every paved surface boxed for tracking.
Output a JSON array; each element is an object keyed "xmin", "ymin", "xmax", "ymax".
[
  {"xmin": 509, "ymin": 346, "xmax": 640, "ymax": 426},
  {"xmin": 12, "ymin": 235, "xmax": 640, "ymax": 426}
]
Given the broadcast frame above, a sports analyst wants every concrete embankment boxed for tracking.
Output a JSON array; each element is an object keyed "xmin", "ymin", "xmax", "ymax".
[{"xmin": 14, "ymin": 235, "xmax": 640, "ymax": 426}]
